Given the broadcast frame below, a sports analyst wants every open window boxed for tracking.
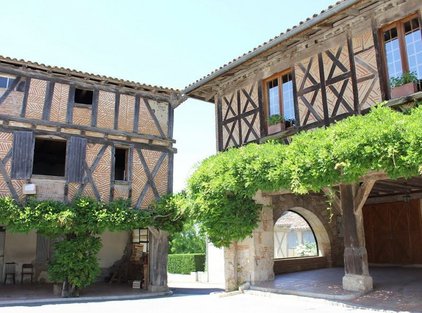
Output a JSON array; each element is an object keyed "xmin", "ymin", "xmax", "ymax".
[
  {"xmin": 74, "ymin": 88, "xmax": 93, "ymax": 106},
  {"xmin": 381, "ymin": 14, "xmax": 422, "ymax": 97},
  {"xmin": 263, "ymin": 70, "xmax": 296, "ymax": 135},
  {"xmin": 274, "ymin": 211, "xmax": 318, "ymax": 259},
  {"xmin": 114, "ymin": 147, "xmax": 128, "ymax": 181},
  {"xmin": 32, "ymin": 138, "xmax": 67, "ymax": 177},
  {"xmin": 0, "ymin": 75, "xmax": 25, "ymax": 94}
]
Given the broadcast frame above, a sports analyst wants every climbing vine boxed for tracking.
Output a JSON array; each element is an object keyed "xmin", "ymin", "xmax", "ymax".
[
  {"xmin": 185, "ymin": 104, "xmax": 422, "ymax": 247},
  {"xmin": 0, "ymin": 196, "xmax": 184, "ymax": 296}
]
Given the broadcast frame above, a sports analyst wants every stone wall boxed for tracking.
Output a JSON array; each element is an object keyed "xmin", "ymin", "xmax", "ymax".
[
  {"xmin": 272, "ymin": 193, "xmax": 344, "ymax": 267},
  {"xmin": 223, "ymin": 192, "xmax": 274, "ymax": 291},
  {"xmin": 222, "ymin": 191, "xmax": 343, "ymax": 290}
]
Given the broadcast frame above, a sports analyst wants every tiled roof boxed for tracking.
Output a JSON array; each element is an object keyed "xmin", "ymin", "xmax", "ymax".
[
  {"xmin": 183, "ymin": 0, "xmax": 360, "ymax": 94},
  {"xmin": 0, "ymin": 55, "xmax": 179, "ymax": 94},
  {"xmin": 275, "ymin": 212, "xmax": 310, "ymax": 230}
]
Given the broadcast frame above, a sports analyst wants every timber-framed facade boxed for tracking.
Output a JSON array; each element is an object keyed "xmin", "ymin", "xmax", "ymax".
[
  {"xmin": 184, "ymin": 0, "xmax": 422, "ymax": 292},
  {"xmin": 0, "ymin": 56, "xmax": 181, "ymax": 290}
]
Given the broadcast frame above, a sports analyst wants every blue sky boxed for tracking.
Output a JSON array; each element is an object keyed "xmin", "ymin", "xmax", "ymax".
[{"xmin": 1, "ymin": 0, "xmax": 335, "ymax": 191}]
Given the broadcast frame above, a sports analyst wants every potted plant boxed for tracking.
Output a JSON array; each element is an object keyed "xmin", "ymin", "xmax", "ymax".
[
  {"xmin": 268, "ymin": 114, "xmax": 284, "ymax": 134},
  {"xmin": 390, "ymin": 71, "xmax": 418, "ymax": 98},
  {"xmin": 284, "ymin": 118, "xmax": 296, "ymax": 129}
]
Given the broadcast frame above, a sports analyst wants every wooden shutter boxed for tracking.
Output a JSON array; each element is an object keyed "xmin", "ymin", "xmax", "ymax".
[
  {"xmin": 11, "ymin": 131, "xmax": 34, "ymax": 179},
  {"xmin": 66, "ymin": 136, "xmax": 86, "ymax": 183}
]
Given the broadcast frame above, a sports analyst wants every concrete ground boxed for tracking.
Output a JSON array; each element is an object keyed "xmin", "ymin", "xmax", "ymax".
[
  {"xmin": 0, "ymin": 282, "xmax": 171, "ymax": 306},
  {"xmin": 0, "ymin": 292, "xmax": 405, "ymax": 313},
  {"xmin": 0, "ymin": 267, "xmax": 421, "ymax": 312},
  {"xmin": 252, "ymin": 267, "xmax": 422, "ymax": 312}
]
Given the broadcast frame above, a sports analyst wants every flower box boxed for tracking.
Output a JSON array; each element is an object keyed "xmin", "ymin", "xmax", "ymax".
[
  {"xmin": 391, "ymin": 82, "xmax": 417, "ymax": 98},
  {"xmin": 268, "ymin": 123, "xmax": 283, "ymax": 135}
]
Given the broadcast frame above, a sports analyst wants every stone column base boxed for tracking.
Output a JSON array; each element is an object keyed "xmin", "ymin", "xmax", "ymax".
[
  {"xmin": 342, "ymin": 274, "xmax": 373, "ymax": 292},
  {"xmin": 148, "ymin": 285, "xmax": 169, "ymax": 293}
]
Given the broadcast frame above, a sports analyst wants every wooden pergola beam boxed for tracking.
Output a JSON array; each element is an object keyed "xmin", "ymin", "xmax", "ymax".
[{"xmin": 354, "ymin": 179, "xmax": 377, "ymax": 214}]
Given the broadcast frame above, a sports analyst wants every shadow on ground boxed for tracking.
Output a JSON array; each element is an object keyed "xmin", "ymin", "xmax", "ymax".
[{"xmin": 252, "ymin": 267, "xmax": 422, "ymax": 312}]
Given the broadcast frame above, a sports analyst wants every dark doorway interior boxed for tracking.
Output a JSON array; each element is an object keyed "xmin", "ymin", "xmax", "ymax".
[{"xmin": 32, "ymin": 138, "xmax": 67, "ymax": 177}]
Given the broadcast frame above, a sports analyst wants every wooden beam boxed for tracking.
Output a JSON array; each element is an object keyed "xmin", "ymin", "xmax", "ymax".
[
  {"xmin": 0, "ymin": 64, "xmax": 176, "ymax": 103},
  {"xmin": 366, "ymin": 192, "xmax": 422, "ymax": 204},
  {"xmin": 0, "ymin": 114, "xmax": 175, "ymax": 145},
  {"xmin": 340, "ymin": 183, "xmax": 370, "ymax": 277},
  {"xmin": 354, "ymin": 179, "xmax": 376, "ymax": 214},
  {"xmin": 361, "ymin": 171, "xmax": 388, "ymax": 181}
]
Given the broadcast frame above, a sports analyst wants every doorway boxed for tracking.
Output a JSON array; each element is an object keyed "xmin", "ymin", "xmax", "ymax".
[{"xmin": 364, "ymin": 199, "xmax": 422, "ymax": 264}]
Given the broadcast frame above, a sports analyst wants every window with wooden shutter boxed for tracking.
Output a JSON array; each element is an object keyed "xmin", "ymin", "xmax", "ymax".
[
  {"xmin": 66, "ymin": 136, "xmax": 86, "ymax": 183},
  {"xmin": 11, "ymin": 131, "xmax": 34, "ymax": 179}
]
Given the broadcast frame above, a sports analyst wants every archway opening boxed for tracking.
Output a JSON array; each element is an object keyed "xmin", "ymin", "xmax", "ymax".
[{"xmin": 274, "ymin": 211, "xmax": 318, "ymax": 259}]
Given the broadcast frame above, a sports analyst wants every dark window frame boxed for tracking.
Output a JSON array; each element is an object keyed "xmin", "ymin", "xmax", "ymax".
[
  {"xmin": 0, "ymin": 75, "xmax": 25, "ymax": 92},
  {"xmin": 74, "ymin": 88, "xmax": 94, "ymax": 106},
  {"xmin": 262, "ymin": 69, "xmax": 296, "ymax": 129},
  {"xmin": 114, "ymin": 147, "xmax": 128, "ymax": 182}
]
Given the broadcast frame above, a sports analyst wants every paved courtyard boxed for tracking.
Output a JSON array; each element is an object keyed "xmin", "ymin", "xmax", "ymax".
[{"xmin": 0, "ymin": 292, "xmax": 406, "ymax": 313}]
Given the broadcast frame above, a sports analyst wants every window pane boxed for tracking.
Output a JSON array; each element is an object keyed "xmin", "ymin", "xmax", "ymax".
[
  {"xmin": 405, "ymin": 28, "xmax": 422, "ymax": 79},
  {"xmin": 0, "ymin": 77, "xmax": 8, "ymax": 88},
  {"xmin": 282, "ymin": 75, "xmax": 295, "ymax": 122},
  {"xmin": 267, "ymin": 79, "xmax": 280, "ymax": 116},
  {"xmin": 384, "ymin": 28, "xmax": 403, "ymax": 79},
  {"xmin": 7, "ymin": 78, "xmax": 15, "ymax": 88}
]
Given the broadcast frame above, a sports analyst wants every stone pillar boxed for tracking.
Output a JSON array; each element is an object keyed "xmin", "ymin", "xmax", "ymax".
[
  {"xmin": 148, "ymin": 228, "xmax": 169, "ymax": 292},
  {"xmin": 250, "ymin": 191, "xmax": 274, "ymax": 283},
  {"xmin": 222, "ymin": 191, "xmax": 274, "ymax": 291},
  {"xmin": 223, "ymin": 242, "xmax": 239, "ymax": 291},
  {"xmin": 340, "ymin": 184, "xmax": 373, "ymax": 292}
]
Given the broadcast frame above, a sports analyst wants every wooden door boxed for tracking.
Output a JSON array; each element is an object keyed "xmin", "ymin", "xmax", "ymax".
[{"xmin": 363, "ymin": 200, "xmax": 422, "ymax": 264}]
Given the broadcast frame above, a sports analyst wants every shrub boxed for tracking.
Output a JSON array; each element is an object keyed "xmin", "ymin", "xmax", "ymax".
[{"xmin": 167, "ymin": 253, "xmax": 205, "ymax": 274}]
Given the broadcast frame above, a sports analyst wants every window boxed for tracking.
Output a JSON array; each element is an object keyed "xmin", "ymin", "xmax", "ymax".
[
  {"xmin": 0, "ymin": 75, "xmax": 25, "ymax": 92},
  {"xmin": 74, "ymin": 88, "xmax": 93, "ymax": 105},
  {"xmin": 32, "ymin": 138, "xmax": 67, "ymax": 177},
  {"xmin": 114, "ymin": 148, "xmax": 128, "ymax": 181},
  {"xmin": 382, "ymin": 15, "xmax": 422, "ymax": 84},
  {"xmin": 264, "ymin": 70, "xmax": 296, "ymax": 128},
  {"xmin": 132, "ymin": 228, "xmax": 149, "ymax": 253}
]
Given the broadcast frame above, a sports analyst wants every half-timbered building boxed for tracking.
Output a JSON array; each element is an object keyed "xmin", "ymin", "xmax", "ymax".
[
  {"xmin": 184, "ymin": 0, "xmax": 422, "ymax": 292},
  {"xmin": 0, "ymin": 56, "xmax": 181, "ymax": 290}
]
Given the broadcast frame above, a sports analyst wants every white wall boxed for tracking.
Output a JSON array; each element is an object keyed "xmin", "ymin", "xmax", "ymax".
[
  {"xmin": 4, "ymin": 230, "xmax": 37, "ymax": 282},
  {"xmin": 206, "ymin": 241, "xmax": 225, "ymax": 284},
  {"xmin": 98, "ymin": 231, "xmax": 129, "ymax": 268}
]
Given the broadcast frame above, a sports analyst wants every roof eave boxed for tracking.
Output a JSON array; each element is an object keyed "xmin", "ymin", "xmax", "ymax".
[{"xmin": 182, "ymin": 0, "xmax": 361, "ymax": 96}]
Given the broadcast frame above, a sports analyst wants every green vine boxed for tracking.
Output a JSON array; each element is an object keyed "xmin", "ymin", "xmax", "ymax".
[
  {"xmin": 0, "ymin": 196, "xmax": 184, "ymax": 296},
  {"xmin": 183, "ymin": 104, "xmax": 422, "ymax": 247}
]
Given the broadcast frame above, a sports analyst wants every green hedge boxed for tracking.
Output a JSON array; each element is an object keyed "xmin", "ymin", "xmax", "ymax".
[{"xmin": 168, "ymin": 253, "xmax": 205, "ymax": 274}]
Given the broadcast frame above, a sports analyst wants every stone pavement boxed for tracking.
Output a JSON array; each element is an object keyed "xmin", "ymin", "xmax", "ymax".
[
  {"xmin": 252, "ymin": 267, "xmax": 422, "ymax": 312},
  {"xmin": 0, "ymin": 282, "xmax": 170, "ymax": 306},
  {"xmin": 0, "ymin": 267, "xmax": 421, "ymax": 312}
]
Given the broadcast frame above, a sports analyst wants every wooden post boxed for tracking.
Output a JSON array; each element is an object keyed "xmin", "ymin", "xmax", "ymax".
[
  {"xmin": 148, "ymin": 227, "xmax": 169, "ymax": 292},
  {"xmin": 340, "ymin": 183, "xmax": 373, "ymax": 292}
]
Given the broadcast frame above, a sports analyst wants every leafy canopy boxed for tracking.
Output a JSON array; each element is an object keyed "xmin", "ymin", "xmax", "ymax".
[
  {"xmin": 0, "ymin": 196, "xmax": 185, "ymax": 291},
  {"xmin": 185, "ymin": 105, "xmax": 422, "ymax": 247}
]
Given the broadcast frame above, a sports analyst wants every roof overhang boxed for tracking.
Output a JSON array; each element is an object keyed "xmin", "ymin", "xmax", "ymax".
[{"xmin": 182, "ymin": 0, "xmax": 362, "ymax": 101}]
